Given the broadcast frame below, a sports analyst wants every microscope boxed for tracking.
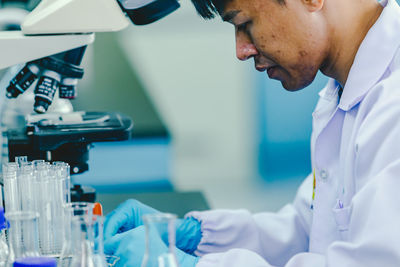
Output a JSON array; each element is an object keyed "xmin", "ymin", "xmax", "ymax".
[{"xmin": 0, "ymin": 0, "xmax": 180, "ymax": 200}]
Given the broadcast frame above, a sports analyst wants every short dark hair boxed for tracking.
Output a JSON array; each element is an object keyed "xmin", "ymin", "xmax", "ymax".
[
  {"xmin": 191, "ymin": 0, "xmax": 286, "ymax": 19},
  {"xmin": 190, "ymin": 0, "xmax": 227, "ymax": 19}
]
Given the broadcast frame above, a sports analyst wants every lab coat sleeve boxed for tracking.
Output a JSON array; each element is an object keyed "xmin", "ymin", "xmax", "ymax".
[
  {"xmin": 193, "ymin": 88, "xmax": 400, "ymax": 267},
  {"xmin": 195, "ymin": 159, "xmax": 400, "ymax": 267},
  {"xmin": 185, "ymin": 174, "xmax": 313, "ymax": 266}
]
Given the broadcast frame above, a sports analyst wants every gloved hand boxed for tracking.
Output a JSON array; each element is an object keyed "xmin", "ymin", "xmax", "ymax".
[
  {"xmin": 104, "ymin": 199, "xmax": 158, "ymax": 239},
  {"xmin": 104, "ymin": 226, "xmax": 199, "ymax": 267},
  {"xmin": 104, "ymin": 199, "xmax": 202, "ymax": 255}
]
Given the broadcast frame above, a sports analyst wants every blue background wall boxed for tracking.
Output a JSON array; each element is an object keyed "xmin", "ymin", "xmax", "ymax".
[{"xmin": 255, "ymin": 72, "xmax": 328, "ymax": 181}]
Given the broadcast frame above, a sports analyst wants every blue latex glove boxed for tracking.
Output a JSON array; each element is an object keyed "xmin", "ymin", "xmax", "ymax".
[
  {"xmin": 104, "ymin": 226, "xmax": 199, "ymax": 267},
  {"xmin": 104, "ymin": 199, "xmax": 159, "ymax": 239},
  {"xmin": 104, "ymin": 199, "xmax": 202, "ymax": 255}
]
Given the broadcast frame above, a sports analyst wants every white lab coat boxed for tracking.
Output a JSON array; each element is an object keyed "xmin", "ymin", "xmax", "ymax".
[{"xmin": 186, "ymin": 0, "xmax": 400, "ymax": 266}]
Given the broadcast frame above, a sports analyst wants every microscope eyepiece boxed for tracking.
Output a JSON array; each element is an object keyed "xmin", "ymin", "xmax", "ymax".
[{"xmin": 119, "ymin": 0, "xmax": 180, "ymax": 25}]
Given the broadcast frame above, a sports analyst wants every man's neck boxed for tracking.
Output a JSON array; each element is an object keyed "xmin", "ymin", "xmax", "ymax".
[{"xmin": 320, "ymin": 0, "xmax": 384, "ymax": 87}]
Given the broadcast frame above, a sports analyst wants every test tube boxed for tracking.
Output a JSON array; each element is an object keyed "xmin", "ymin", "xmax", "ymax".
[
  {"xmin": 3, "ymin": 163, "xmax": 19, "ymax": 212},
  {"xmin": 50, "ymin": 166, "xmax": 64, "ymax": 255},
  {"xmin": 53, "ymin": 162, "xmax": 71, "ymax": 204},
  {"xmin": 18, "ymin": 163, "xmax": 36, "ymax": 213},
  {"xmin": 14, "ymin": 157, "xmax": 27, "ymax": 168},
  {"xmin": 32, "ymin": 160, "xmax": 45, "ymax": 174},
  {"xmin": 36, "ymin": 165, "xmax": 64, "ymax": 256},
  {"xmin": 3, "ymin": 159, "xmax": 74, "ymax": 260},
  {"xmin": 36, "ymin": 163, "xmax": 51, "ymax": 255}
]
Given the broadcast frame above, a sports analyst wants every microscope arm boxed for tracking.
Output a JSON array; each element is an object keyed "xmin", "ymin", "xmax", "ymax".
[
  {"xmin": 0, "ymin": 31, "xmax": 94, "ymax": 70},
  {"xmin": 0, "ymin": 0, "xmax": 180, "ymax": 70},
  {"xmin": 0, "ymin": 0, "xmax": 129, "ymax": 70}
]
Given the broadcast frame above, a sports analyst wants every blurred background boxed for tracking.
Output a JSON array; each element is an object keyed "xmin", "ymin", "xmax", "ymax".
[
  {"xmin": 5, "ymin": 0, "xmax": 395, "ymax": 213},
  {"xmin": 71, "ymin": 0, "xmax": 332, "ymax": 213}
]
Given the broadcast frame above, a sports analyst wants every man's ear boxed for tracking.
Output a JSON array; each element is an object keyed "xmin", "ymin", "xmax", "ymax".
[{"xmin": 302, "ymin": 0, "xmax": 324, "ymax": 12}]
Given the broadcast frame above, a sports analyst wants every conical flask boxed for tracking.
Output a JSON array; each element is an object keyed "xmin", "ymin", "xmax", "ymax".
[
  {"xmin": 68, "ymin": 215, "xmax": 97, "ymax": 267},
  {"xmin": 141, "ymin": 213, "xmax": 179, "ymax": 267},
  {"xmin": 59, "ymin": 202, "xmax": 94, "ymax": 267}
]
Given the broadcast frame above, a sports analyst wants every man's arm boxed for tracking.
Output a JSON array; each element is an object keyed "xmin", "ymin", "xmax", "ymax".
[
  {"xmin": 194, "ymin": 157, "xmax": 400, "ymax": 267},
  {"xmin": 187, "ymin": 174, "xmax": 313, "ymax": 266}
]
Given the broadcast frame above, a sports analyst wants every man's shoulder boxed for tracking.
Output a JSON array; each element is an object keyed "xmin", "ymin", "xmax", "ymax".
[
  {"xmin": 358, "ymin": 49, "xmax": 400, "ymax": 119},
  {"xmin": 369, "ymin": 45, "xmax": 400, "ymax": 96},
  {"xmin": 387, "ymin": 45, "xmax": 400, "ymax": 77}
]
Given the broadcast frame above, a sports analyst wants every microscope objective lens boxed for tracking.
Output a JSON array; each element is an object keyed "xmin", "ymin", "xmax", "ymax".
[
  {"xmin": 6, "ymin": 63, "xmax": 40, "ymax": 98},
  {"xmin": 59, "ymin": 77, "xmax": 78, "ymax": 99},
  {"xmin": 34, "ymin": 70, "xmax": 61, "ymax": 113}
]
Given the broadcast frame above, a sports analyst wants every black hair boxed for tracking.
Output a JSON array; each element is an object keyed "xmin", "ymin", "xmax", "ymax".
[
  {"xmin": 190, "ymin": 0, "xmax": 227, "ymax": 19},
  {"xmin": 191, "ymin": 0, "xmax": 286, "ymax": 19}
]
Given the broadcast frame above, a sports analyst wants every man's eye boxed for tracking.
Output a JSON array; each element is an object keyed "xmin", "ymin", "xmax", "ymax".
[{"xmin": 237, "ymin": 21, "xmax": 251, "ymax": 31}]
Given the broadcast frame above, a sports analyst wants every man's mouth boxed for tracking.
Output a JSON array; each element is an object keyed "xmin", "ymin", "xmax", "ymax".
[
  {"xmin": 267, "ymin": 66, "xmax": 279, "ymax": 78},
  {"xmin": 256, "ymin": 65, "xmax": 268, "ymax": 72},
  {"xmin": 256, "ymin": 64, "xmax": 279, "ymax": 79}
]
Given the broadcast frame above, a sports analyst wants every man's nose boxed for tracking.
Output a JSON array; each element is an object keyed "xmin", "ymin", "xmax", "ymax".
[{"xmin": 235, "ymin": 32, "xmax": 258, "ymax": 61}]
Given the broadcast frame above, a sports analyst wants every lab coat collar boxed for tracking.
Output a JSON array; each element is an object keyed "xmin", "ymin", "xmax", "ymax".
[
  {"xmin": 338, "ymin": 0, "xmax": 400, "ymax": 111},
  {"xmin": 318, "ymin": 79, "xmax": 339, "ymax": 102}
]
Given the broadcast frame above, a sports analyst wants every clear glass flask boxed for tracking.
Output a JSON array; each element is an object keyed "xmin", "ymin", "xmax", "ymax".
[
  {"xmin": 59, "ymin": 202, "xmax": 93, "ymax": 266},
  {"xmin": 142, "ymin": 213, "xmax": 179, "ymax": 267},
  {"xmin": 59, "ymin": 203, "xmax": 107, "ymax": 267},
  {"xmin": 66, "ymin": 215, "xmax": 107, "ymax": 267},
  {"xmin": 5, "ymin": 211, "xmax": 40, "ymax": 265}
]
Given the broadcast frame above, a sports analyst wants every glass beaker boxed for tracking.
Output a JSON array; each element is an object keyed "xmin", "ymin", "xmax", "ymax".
[
  {"xmin": 142, "ymin": 213, "xmax": 179, "ymax": 267},
  {"xmin": 5, "ymin": 211, "xmax": 40, "ymax": 265}
]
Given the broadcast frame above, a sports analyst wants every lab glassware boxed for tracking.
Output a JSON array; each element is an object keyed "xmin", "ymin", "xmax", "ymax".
[
  {"xmin": 0, "ymin": 207, "xmax": 9, "ymax": 266},
  {"xmin": 105, "ymin": 255, "xmax": 120, "ymax": 267},
  {"xmin": 18, "ymin": 164, "xmax": 36, "ymax": 213},
  {"xmin": 53, "ymin": 161, "xmax": 71, "ymax": 204},
  {"xmin": 59, "ymin": 203, "xmax": 95, "ymax": 267},
  {"xmin": 66, "ymin": 215, "xmax": 107, "ymax": 267},
  {"xmin": 2, "ymin": 163, "xmax": 19, "ymax": 213},
  {"xmin": 92, "ymin": 216, "xmax": 107, "ymax": 267},
  {"xmin": 5, "ymin": 211, "xmax": 40, "ymax": 265},
  {"xmin": 14, "ymin": 157, "xmax": 27, "ymax": 168},
  {"xmin": 36, "ymin": 164, "xmax": 64, "ymax": 256},
  {"xmin": 142, "ymin": 213, "xmax": 179, "ymax": 267}
]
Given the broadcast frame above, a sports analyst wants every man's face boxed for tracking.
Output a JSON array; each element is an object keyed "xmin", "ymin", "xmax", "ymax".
[{"xmin": 223, "ymin": 0, "xmax": 328, "ymax": 91}]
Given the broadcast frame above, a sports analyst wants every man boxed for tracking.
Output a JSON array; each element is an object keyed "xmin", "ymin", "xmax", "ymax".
[{"xmin": 103, "ymin": 0, "xmax": 400, "ymax": 266}]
